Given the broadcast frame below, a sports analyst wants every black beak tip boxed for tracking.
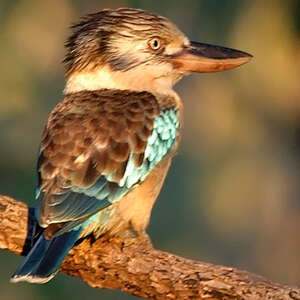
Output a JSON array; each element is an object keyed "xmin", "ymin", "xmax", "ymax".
[
  {"xmin": 190, "ymin": 41, "xmax": 253, "ymax": 60},
  {"xmin": 240, "ymin": 50, "xmax": 253, "ymax": 59}
]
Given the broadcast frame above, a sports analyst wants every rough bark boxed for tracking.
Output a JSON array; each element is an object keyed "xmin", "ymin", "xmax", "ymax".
[{"xmin": 0, "ymin": 194, "xmax": 300, "ymax": 300}]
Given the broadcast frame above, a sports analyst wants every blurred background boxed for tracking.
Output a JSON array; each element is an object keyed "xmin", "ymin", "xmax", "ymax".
[{"xmin": 1, "ymin": 0, "xmax": 300, "ymax": 299}]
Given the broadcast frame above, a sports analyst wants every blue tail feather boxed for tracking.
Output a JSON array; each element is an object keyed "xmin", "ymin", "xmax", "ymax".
[{"xmin": 11, "ymin": 229, "xmax": 81, "ymax": 284}]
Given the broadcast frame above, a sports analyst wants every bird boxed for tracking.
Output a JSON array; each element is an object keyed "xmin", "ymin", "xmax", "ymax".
[{"xmin": 11, "ymin": 7, "xmax": 251, "ymax": 284}]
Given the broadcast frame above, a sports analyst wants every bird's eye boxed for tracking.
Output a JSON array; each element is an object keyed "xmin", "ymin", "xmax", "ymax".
[{"xmin": 148, "ymin": 37, "xmax": 162, "ymax": 51}]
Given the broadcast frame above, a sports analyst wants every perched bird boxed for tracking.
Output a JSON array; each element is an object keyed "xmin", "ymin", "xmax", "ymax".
[{"xmin": 11, "ymin": 8, "xmax": 251, "ymax": 283}]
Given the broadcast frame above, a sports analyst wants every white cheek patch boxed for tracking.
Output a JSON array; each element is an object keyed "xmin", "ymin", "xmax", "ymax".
[{"xmin": 111, "ymin": 36, "xmax": 147, "ymax": 59}]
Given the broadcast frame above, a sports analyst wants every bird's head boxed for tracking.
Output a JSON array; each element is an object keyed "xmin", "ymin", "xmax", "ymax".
[{"xmin": 64, "ymin": 8, "xmax": 252, "ymax": 96}]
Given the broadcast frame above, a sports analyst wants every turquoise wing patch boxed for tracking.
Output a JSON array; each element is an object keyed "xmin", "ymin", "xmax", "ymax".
[
  {"xmin": 114, "ymin": 108, "xmax": 179, "ymax": 193},
  {"xmin": 145, "ymin": 109, "xmax": 178, "ymax": 169}
]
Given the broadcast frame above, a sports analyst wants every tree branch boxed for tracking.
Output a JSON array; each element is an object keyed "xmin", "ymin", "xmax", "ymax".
[{"xmin": 0, "ymin": 195, "xmax": 300, "ymax": 299}]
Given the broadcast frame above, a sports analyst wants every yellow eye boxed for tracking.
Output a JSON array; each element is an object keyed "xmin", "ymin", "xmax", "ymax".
[{"xmin": 148, "ymin": 37, "xmax": 162, "ymax": 51}]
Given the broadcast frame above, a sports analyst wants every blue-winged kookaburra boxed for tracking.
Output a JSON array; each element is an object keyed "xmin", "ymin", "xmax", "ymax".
[{"xmin": 11, "ymin": 7, "xmax": 251, "ymax": 283}]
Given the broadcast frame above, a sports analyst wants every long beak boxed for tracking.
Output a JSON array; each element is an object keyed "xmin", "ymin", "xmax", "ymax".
[{"xmin": 170, "ymin": 41, "xmax": 252, "ymax": 73}]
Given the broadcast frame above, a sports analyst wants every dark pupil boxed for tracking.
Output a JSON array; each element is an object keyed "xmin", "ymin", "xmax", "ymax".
[{"xmin": 153, "ymin": 39, "xmax": 159, "ymax": 48}]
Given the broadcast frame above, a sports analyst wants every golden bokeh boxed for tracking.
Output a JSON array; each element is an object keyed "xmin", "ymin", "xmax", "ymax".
[{"xmin": 0, "ymin": 1, "xmax": 299, "ymax": 299}]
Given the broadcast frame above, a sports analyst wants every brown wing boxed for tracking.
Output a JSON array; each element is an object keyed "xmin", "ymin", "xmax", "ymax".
[{"xmin": 36, "ymin": 89, "xmax": 159, "ymax": 227}]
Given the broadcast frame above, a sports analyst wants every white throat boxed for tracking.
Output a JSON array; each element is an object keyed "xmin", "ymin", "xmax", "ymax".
[{"xmin": 64, "ymin": 65, "xmax": 181, "ymax": 99}]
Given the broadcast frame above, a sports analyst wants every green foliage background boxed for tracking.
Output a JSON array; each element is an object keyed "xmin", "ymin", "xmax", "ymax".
[{"xmin": 1, "ymin": 1, "xmax": 300, "ymax": 299}]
